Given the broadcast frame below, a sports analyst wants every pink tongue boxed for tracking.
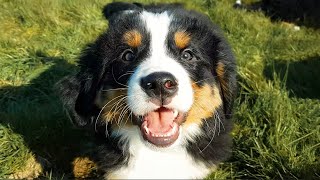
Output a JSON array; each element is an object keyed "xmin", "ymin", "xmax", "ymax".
[{"xmin": 144, "ymin": 107, "xmax": 174, "ymax": 133}]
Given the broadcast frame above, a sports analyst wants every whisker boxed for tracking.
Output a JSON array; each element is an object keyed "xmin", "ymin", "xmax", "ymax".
[
  {"xmin": 107, "ymin": 94, "xmax": 138, "ymax": 123},
  {"xmin": 119, "ymin": 106, "xmax": 130, "ymax": 126},
  {"xmin": 112, "ymin": 66, "xmax": 128, "ymax": 88},
  {"xmin": 215, "ymin": 110, "xmax": 225, "ymax": 133},
  {"xmin": 107, "ymin": 97, "xmax": 128, "ymax": 122},
  {"xmin": 101, "ymin": 87, "xmax": 128, "ymax": 92},
  {"xmin": 117, "ymin": 104, "xmax": 130, "ymax": 126},
  {"xmin": 118, "ymin": 72, "xmax": 134, "ymax": 80},
  {"xmin": 105, "ymin": 120, "xmax": 109, "ymax": 138},
  {"xmin": 128, "ymin": 111, "xmax": 133, "ymax": 124},
  {"xmin": 192, "ymin": 77, "xmax": 217, "ymax": 85},
  {"xmin": 105, "ymin": 94, "xmax": 143, "ymax": 124},
  {"xmin": 95, "ymin": 95, "xmax": 126, "ymax": 132},
  {"xmin": 118, "ymin": 105, "xmax": 131, "ymax": 127},
  {"xmin": 199, "ymin": 110, "xmax": 218, "ymax": 153}
]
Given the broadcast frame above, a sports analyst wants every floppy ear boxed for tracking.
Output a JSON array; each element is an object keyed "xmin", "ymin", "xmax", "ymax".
[
  {"xmin": 56, "ymin": 47, "xmax": 104, "ymax": 127},
  {"xmin": 58, "ymin": 2, "xmax": 143, "ymax": 127},
  {"xmin": 187, "ymin": 12, "xmax": 237, "ymax": 118},
  {"xmin": 102, "ymin": 2, "xmax": 142, "ymax": 20},
  {"xmin": 215, "ymin": 39, "xmax": 237, "ymax": 119},
  {"xmin": 56, "ymin": 75, "xmax": 88, "ymax": 126}
]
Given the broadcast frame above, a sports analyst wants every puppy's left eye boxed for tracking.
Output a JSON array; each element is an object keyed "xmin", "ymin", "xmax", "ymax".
[
  {"xmin": 122, "ymin": 50, "xmax": 136, "ymax": 61},
  {"xmin": 181, "ymin": 50, "xmax": 194, "ymax": 61}
]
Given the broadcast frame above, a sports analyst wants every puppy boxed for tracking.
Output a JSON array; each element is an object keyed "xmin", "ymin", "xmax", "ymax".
[{"xmin": 59, "ymin": 2, "xmax": 237, "ymax": 179}]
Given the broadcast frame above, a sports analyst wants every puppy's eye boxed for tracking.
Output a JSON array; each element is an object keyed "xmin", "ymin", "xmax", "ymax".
[
  {"xmin": 181, "ymin": 50, "xmax": 193, "ymax": 61},
  {"xmin": 122, "ymin": 50, "xmax": 136, "ymax": 61}
]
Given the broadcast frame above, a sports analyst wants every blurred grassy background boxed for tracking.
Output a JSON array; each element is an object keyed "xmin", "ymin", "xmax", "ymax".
[{"xmin": 0, "ymin": 0, "xmax": 319, "ymax": 179}]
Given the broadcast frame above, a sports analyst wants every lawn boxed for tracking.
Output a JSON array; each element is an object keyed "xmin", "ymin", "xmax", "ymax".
[{"xmin": 0, "ymin": 0, "xmax": 319, "ymax": 179}]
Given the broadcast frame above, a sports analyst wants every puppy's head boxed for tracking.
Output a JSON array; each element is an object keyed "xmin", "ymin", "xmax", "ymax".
[{"xmin": 59, "ymin": 2, "xmax": 236, "ymax": 148}]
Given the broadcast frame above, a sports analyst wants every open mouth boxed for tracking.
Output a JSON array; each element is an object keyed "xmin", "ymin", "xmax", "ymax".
[{"xmin": 140, "ymin": 107, "xmax": 184, "ymax": 147}]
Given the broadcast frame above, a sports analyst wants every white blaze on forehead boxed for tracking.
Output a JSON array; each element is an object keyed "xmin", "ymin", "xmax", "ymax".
[
  {"xmin": 127, "ymin": 11, "xmax": 193, "ymax": 116},
  {"xmin": 141, "ymin": 11, "xmax": 171, "ymax": 56}
]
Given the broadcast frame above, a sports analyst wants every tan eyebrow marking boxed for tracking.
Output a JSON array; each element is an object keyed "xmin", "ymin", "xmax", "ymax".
[
  {"xmin": 174, "ymin": 31, "xmax": 191, "ymax": 49},
  {"xmin": 123, "ymin": 30, "xmax": 142, "ymax": 47}
]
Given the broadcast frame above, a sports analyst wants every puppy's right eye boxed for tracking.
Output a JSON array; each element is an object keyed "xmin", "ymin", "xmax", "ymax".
[
  {"xmin": 180, "ymin": 49, "xmax": 194, "ymax": 61},
  {"xmin": 122, "ymin": 50, "xmax": 136, "ymax": 62}
]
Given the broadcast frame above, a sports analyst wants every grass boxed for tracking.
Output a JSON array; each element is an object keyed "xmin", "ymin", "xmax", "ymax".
[{"xmin": 0, "ymin": 0, "xmax": 319, "ymax": 179}]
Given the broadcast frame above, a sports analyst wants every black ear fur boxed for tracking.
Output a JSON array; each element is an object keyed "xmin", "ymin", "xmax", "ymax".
[
  {"xmin": 56, "ymin": 75, "xmax": 88, "ymax": 126},
  {"xmin": 102, "ymin": 2, "xmax": 142, "ymax": 19},
  {"xmin": 199, "ymin": 19, "xmax": 237, "ymax": 119},
  {"xmin": 57, "ymin": 45, "xmax": 105, "ymax": 127},
  {"xmin": 220, "ymin": 62, "xmax": 237, "ymax": 119},
  {"xmin": 74, "ymin": 72, "xmax": 101, "ymax": 125},
  {"xmin": 216, "ymin": 42, "xmax": 237, "ymax": 119},
  {"xmin": 56, "ymin": 74, "xmax": 102, "ymax": 127}
]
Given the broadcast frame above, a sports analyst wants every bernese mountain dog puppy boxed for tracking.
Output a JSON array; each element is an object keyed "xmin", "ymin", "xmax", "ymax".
[{"xmin": 59, "ymin": 2, "xmax": 237, "ymax": 179}]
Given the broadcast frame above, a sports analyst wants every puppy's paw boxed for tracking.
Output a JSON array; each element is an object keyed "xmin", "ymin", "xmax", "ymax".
[{"xmin": 72, "ymin": 157, "xmax": 98, "ymax": 179}]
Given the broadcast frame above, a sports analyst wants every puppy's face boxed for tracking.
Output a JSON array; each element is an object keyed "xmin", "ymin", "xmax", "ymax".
[{"xmin": 62, "ymin": 3, "xmax": 236, "ymax": 148}]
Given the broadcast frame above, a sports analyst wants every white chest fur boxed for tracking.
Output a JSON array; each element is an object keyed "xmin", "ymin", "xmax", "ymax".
[{"xmin": 107, "ymin": 126, "xmax": 212, "ymax": 179}]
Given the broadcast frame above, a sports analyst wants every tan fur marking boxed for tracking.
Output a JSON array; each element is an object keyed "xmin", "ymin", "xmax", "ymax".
[
  {"xmin": 185, "ymin": 83, "xmax": 222, "ymax": 125},
  {"xmin": 123, "ymin": 30, "xmax": 142, "ymax": 47},
  {"xmin": 174, "ymin": 31, "xmax": 191, "ymax": 49},
  {"xmin": 216, "ymin": 62, "xmax": 225, "ymax": 78},
  {"xmin": 216, "ymin": 62, "xmax": 228, "ymax": 99},
  {"xmin": 72, "ymin": 157, "xmax": 97, "ymax": 179}
]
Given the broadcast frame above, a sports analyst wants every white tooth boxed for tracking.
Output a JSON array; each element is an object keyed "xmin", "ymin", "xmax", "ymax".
[
  {"xmin": 173, "ymin": 110, "xmax": 178, "ymax": 118},
  {"xmin": 144, "ymin": 125, "xmax": 149, "ymax": 134},
  {"xmin": 145, "ymin": 128, "xmax": 149, "ymax": 134},
  {"xmin": 172, "ymin": 124, "xmax": 177, "ymax": 133}
]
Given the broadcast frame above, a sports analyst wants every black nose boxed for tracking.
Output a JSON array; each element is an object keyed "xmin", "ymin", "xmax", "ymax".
[{"xmin": 140, "ymin": 72, "xmax": 178, "ymax": 102}]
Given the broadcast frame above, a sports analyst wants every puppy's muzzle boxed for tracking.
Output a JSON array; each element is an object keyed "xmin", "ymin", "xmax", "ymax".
[{"xmin": 140, "ymin": 72, "xmax": 178, "ymax": 105}]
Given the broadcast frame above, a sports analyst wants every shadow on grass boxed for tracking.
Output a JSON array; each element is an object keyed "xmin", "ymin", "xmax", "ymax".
[
  {"xmin": 264, "ymin": 55, "xmax": 320, "ymax": 99},
  {"xmin": 235, "ymin": 0, "xmax": 320, "ymax": 28},
  {"xmin": 0, "ymin": 54, "xmax": 95, "ymax": 177}
]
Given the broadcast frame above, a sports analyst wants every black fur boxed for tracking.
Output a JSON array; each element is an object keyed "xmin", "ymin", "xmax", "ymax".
[
  {"xmin": 58, "ymin": 2, "xmax": 237, "ymax": 177},
  {"xmin": 187, "ymin": 106, "xmax": 233, "ymax": 164},
  {"xmin": 103, "ymin": 2, "xmax": 142, "ymax": 20}
]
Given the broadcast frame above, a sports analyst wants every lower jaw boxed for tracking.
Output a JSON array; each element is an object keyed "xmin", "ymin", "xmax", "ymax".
[
  {"xmin": 142, "ymin": 135, "xmax": 179, "ymax": 148},
  {"xmin": 140, "ymin": 125, "xmax": 180, "ymax": 147}
]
